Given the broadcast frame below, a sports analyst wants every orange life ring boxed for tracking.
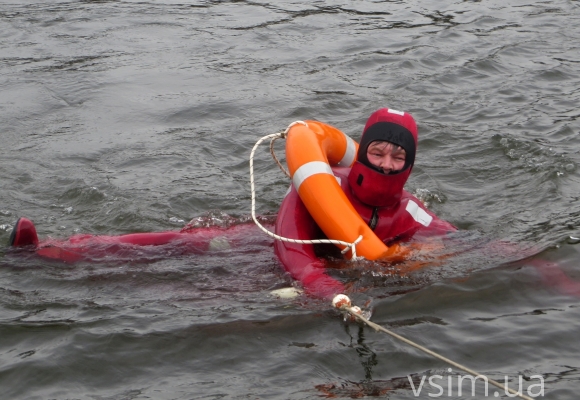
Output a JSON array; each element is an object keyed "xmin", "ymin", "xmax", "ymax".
[{"xmin": 285, "ymin": 121, "xmax": 403, "ymax": 260}]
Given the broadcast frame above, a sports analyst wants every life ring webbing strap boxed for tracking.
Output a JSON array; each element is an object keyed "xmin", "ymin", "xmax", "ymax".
[
  {"xmin": 336, "ymin": 135, "xmax": 357, "ymax": 167},
  {"xmin": 293, "ymin": 161, "xmax": 334, "ymax": 191}
]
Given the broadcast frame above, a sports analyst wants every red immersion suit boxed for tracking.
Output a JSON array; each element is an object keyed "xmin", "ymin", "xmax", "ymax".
[{"xmin": 274, "ymin": 108, "xmax": 457, "ymax": 298}]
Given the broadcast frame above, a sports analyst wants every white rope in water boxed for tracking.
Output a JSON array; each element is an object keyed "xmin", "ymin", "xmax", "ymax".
[
  {"xmin": 333, "ymin": 295, "xmax": 535, "ymax": 400},
  {"xmin": 249, "ymin": 121, "xmax": 364, "ymax": 259}
]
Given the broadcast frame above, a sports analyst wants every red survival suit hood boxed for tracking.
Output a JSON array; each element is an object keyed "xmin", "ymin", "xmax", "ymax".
[{"xmin": 348, "ymin": 108, "xmax": 418, "ymax": 208}]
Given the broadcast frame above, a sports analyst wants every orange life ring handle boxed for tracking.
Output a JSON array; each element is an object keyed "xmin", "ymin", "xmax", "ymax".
[{"xmin": 285, "ymin": 121, "xmax": 401, "ymax": 261}]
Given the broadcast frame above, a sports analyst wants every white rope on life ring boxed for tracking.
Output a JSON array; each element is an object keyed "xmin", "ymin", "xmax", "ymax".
[{"xmin": 249, "ymin": 121, "xmax": 364, "ymax": 259}]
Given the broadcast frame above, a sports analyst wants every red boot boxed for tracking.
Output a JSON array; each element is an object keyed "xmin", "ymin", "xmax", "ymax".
[{"xmin": 8, "ymin": 217, "xmax": 39, "ymax": 247}]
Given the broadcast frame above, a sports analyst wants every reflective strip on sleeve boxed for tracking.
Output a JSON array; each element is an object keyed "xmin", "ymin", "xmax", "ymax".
[
  {"xmin": 292, "ymin": 161, "xmax": 334, "ymax": 191},
  {"xmin": 405, "ymin": 200, "xmax": 433, "ymax": 227},
  {"xmin": 336, "ymin": 134, "xmax": 357, "ymax": 167}
]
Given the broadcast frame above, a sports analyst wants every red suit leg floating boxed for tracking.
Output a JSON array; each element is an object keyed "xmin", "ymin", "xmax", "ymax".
[{"xmin": 9, "ymin": 217, "xmax": 270, "ymax": 263}]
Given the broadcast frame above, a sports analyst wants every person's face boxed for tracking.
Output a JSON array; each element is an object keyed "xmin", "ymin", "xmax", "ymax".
[{"xmin": 366, "ymin": 141, "xmax": 406, "ymax": 173}]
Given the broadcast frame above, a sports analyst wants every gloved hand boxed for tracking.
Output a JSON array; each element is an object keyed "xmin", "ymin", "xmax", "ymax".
[
  {"xmin": 296, "ymin": 261, "xmax": 347, "ymax": 300},
  {"xmin": 378, "ymin": 238, "xmax": 447, "ymax": 273}
]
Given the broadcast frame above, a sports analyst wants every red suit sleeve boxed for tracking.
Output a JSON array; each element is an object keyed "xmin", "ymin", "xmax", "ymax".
[{"xmin": 274, "ymin": 186, "xmax": 345, "ymax": 299}]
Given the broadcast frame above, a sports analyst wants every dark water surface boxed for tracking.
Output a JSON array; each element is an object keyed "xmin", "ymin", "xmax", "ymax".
[{"xmin": 2, "ymin": 1, "xmax": 580, "ymax": 399}]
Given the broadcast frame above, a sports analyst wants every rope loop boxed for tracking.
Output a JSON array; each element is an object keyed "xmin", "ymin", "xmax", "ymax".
[
  {"xmin": 270, "ymin": 135, "xmax": 290, "ymax": 178},
  {"xmin": 268, "ymin": 121, "xmax": 309, "ymax": 178},
  {"xmin": 340, "ymin": 235, "xmax": 363, "ymax": 259},
  {"xmin": 283, "ymin": 120, "xmax": 308, "ymax": 136},
  {"xmin": 249, "ymin": 121, "xmax": 366, "ymax": 261}
]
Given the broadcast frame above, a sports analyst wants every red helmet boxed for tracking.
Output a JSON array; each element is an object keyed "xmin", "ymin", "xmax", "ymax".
[{"xmin": 348, "ymin": 108, "xmax": 418, "ymax": 207}]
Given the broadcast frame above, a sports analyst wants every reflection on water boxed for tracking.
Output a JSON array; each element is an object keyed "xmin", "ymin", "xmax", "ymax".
[{"xmin": 1, "ymin": 0, "xmax": 580, "ymax": 399}]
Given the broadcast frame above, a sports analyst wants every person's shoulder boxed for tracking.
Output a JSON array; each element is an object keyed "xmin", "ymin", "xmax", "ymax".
[{"xmin": 400, "ymin": 190, "xmax": 427, "ymax": 208}]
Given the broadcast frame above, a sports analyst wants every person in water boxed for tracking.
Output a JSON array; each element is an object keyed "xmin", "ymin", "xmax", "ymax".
[
  {"xmin": 12, "ymin": 107, "xmax": 580, "ymax": 302},
  {"xmin": 274, "ymin": 108, "xmax": 457, "ymax": 298},
  {"xmin": 8, "ymin": 108, "xmax": 456, "ymax": 298}
]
